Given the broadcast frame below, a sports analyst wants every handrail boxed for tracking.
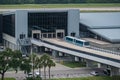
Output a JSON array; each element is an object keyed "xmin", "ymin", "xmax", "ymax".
[{"xmin": 17, "ymin": 38, "xmax": 30, "ymax": 55}]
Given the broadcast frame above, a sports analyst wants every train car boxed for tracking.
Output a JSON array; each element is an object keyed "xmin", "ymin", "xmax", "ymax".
[
  {"xmin": 74, "ymin": 38, "xmax": 89, "ymax": 47},
  {"xmin": 65, "ymin": 36, "xmax": 89, "ymax": 47},
  {"xmin": 65, "ymin": 36, "xmax": 75, "ymax": 43}
]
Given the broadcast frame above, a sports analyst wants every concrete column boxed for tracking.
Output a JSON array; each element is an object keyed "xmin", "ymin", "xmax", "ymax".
[
  {"xmin": 46, "ymin": 34, "xmax": 48, "ymax": 38},
  {"xmin": 58, "ymin": 52, "xmax": 64, "ymax": 57},
  {"xmin": 51, "ymin": 33, "xmax": 53, "ymax": 38},
  {"xmin": 64, "ymin": 53, "xmax": 68, "ymax": 56},
  {"xmin": 45, "ymin": 48, "xmax": 49, "ymax": 51},
  {"xmin": 97, "ymin": 63, "xmax": 101, "ymax": 68},
  {"xmin": 111, "ymin": 66, "xmax": 120, "ymax": 76},
  {"xmin": 52, "ymin": 50, "xmax": 58, "ymax": 58},
  {"xmin": 80, "ymin": 58, "xmax": 85, "ymax": 62},
  {"xmin": 97, "ymin": 63, "xmax": 109, "ymax": 68},
  {"xmin": 100, "ymin": 63, "xmax": 108, "ymax": 68},
  {"xmin": 75, "ymin": 56, "xmax": 79, "ymax": 62}
]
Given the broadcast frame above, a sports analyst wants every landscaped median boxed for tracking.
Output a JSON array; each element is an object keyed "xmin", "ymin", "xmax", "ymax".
[
  {"xmin": 60, "ymin": 61, "xmax": 86, "ymax": 68},
  {"xmin": 51, "ymin": 76, "xmax": 120, "ymax": 80},
  {"xmin": 0, "ymin": 78, "xmax": 16, "ymax": 80}
]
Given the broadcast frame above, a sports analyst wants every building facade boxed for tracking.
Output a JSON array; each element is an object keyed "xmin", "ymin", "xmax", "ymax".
[
  {"xmin": 2, "ymin": 9, "xmax": 80, "ymax": 50},
  {"xmin": 0, "ymin": 14, "xmax": 2, "ymax": 44}
]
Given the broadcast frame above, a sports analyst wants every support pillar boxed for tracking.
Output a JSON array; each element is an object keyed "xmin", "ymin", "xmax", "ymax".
[
  {"xmin": 100, "ymin": 63, "xmax": 108, "ymax": 68},
  {"xmin": 64, "ymin": 53, "xmax": 68, "ymax": 56},
  {"xmin": 74, "ymin": 56, "xmax": 79, "ymax": 62},
  {"xmin": 52, "ymin": 50, "xmax": 58, "ymax": 58},
  {"xmin": 58, "ymin": 52, "xmax": 64, "ymax": 57},
  {"xmin": 97, "ymin": 63, "xmax": 101, "ymax": 68}
]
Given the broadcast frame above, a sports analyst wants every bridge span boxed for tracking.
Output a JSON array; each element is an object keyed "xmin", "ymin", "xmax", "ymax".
[{"xmin": 31, "ymin": 38, "xmax": 120, "ymax": 75}]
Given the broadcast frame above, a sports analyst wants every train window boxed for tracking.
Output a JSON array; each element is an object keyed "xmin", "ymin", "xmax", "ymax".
[
  {"xmin": 66, "ymin": 37, "xmax": 73, "ymax": 42},
  {"xmin": 84, "ymin": 42, "xmax": 89, "ymax": 46},
  {"xmin": 75, "ymin": 40, "xmax": 83, "ymax": 46}
]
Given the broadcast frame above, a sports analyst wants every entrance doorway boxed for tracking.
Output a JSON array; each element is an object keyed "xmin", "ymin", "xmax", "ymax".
[
  {"xmin": 57, "ymin": 32, "xmax": 64, "ymax": 38},
  {"xmin": 33, "ymin": 33, "xmax": 40, "ymax": 39},
  {"xmin": 32, "ymin": 30, "xmax": 41, "ymax": 40},
  {"xmin": 56, "ymin": 29, "xmax": 65, "ymax": 39},
  {"xmin": 71, "ymin": 32, "xmax": 76, "ymax": 37}
]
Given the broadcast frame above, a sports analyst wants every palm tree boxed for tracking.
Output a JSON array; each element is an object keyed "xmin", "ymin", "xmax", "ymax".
[
  {"xmin": 20, "ymin": 57, "xmax": 32, "ymax": 74},
  {"xmin": 36, "ymin": 57, "xmax": 43, "ymax": 77},
  {"xmin": 40, "ymin": 54, "xmax": 50, "ymax": 80},
  {"xmin": 47, "ymin": 59, "xmax": 55, "ymax": 79},
  {"xmin": 30, "ymin": 53, "xmax": 38, "ymax": 78}
]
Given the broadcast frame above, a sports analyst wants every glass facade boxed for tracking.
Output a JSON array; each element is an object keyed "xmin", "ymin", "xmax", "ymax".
[
  {"xmin": 28, "ymin": 12, "xmax": 68, "ymax": 37},
  {"xmin": 3, "ymin": 14, "xmax": 15, "ymax": 37},
  {"xmin": 0, "ymin": 14, "xmax": 2, "ymax": 43}
]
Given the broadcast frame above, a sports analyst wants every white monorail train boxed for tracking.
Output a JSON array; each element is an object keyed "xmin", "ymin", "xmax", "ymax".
[{"xmin": 65, "ymin": 36, "xmax": 90, "ymax": 47}]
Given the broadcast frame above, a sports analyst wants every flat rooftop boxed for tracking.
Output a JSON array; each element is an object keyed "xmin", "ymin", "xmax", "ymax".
[
  {"xmin": 80, "ymin": 12, "xmax": 120, "ymax": 43},
  {"xmin": 80, "ymin": 12, "xmax": 120, "ymax": 29}
]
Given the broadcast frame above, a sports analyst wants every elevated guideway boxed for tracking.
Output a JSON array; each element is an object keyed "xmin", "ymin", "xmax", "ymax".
[{"xmin": 31, "ymin": 38, "xmax": 120, "ymax": 68}]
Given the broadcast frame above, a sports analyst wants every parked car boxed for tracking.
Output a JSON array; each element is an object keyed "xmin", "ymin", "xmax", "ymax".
[
  {"xmin": 90, "ymin": 71, "xmax": 99, "ymax": 76},
  {"xmin": 26, "ymin": 73, "xmax": 33, "ymax": 78},
  {"xmin": 35, "ymin": 71, "xmax": 40, "ymax": 76},
  {"xmin": 103, "ymin": 69, "xmax": 110, "ymax": 76}
]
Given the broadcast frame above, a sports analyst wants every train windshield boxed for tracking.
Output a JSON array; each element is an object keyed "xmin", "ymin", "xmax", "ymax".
[{"xmin": 84, "ymin": 42, "xmax": 89, "ymax": 46}]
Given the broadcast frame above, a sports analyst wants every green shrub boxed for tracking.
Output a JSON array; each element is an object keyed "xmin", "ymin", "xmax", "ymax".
[
  {"xmin": 26, "ymin": 77, "xmax": 42, "ymax": 80},
  {"xmin": 0, "ymin": 78, "xmax": 16, "ymax": 80}
]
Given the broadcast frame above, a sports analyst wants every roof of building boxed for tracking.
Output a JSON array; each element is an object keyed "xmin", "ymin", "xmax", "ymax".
[
  {"xmin": 89, "ymin": 28, "xmax": 120, "ymax": 43},
  {"xmin": 2, "ymin": 9, "xmax": 79, "ymax": 15},
  {"xmin": 80, "ymin": 12, "xmax": 120, "ymax": 29},
  {"xmin": 80, "ymin": 12, "xmax": 120, "ymax": 43}
]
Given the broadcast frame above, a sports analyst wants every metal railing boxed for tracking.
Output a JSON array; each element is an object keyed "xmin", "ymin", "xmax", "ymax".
[
  {"xmin": 17, "ymin": 38, "xmax": 31, "ymax": 55},
  {"xmin": 88, "ymin": 46, "xmax": 120, "ymax": 56},
  {"xmin": 31, "ymin": 38, "xmax": 120, "ymax": 63}
]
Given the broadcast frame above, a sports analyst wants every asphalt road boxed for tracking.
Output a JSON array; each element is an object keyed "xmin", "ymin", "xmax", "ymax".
[
  {"xmin": 4, "ymin": 68, "xmax": 94, "ymax": 80},
  {"xmin": 2, "ymin": 65, "xmax": 103, "ymax": 80}
]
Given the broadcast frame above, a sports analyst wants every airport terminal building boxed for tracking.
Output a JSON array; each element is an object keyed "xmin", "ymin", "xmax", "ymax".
[
  {"xmin": 0, "ymin": 9, "xmax": 120, "ymax": 52},
  {"xmin": 1, "ymin": 9, "xmax": 80, "ymax": 50},
  {"xmin": 0, "ymin": 9, "xmax": 120, "ymax": 76}
]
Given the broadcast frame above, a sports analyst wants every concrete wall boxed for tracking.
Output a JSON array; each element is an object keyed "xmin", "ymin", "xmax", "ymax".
[
  {"xmin": 3, "ymin": 33, "xmax": 16, "ymax": 44},
  {"xmin": 68, "ymin": 9, "xmax": 80, "ymax": 37},
  {"xmin": 15, "ymin": 10, "xmax": 28, "ymax": 39},
  {"xmin": 3, "ymin": 33, "xmax": 18, "ymax": 50}
]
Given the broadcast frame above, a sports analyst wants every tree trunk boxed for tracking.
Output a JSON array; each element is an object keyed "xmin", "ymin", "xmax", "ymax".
[
  {"xmin": 44, "ymin": 67, "xmax": 46, "ymax": 80},
  {"xmin": 33, "ymin": 65, "xmax": 34, "ymax": 78},
  {"xmin": 48, "ymin": 67, "xmax": 51, "ymax": 79},
  {"xmin": 1, "ymin": 73, "xmax": 5, "ymax": 80},
  {"xmin": 39, "ymin": 67, "xmax": 41, "ymax": 77}
]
